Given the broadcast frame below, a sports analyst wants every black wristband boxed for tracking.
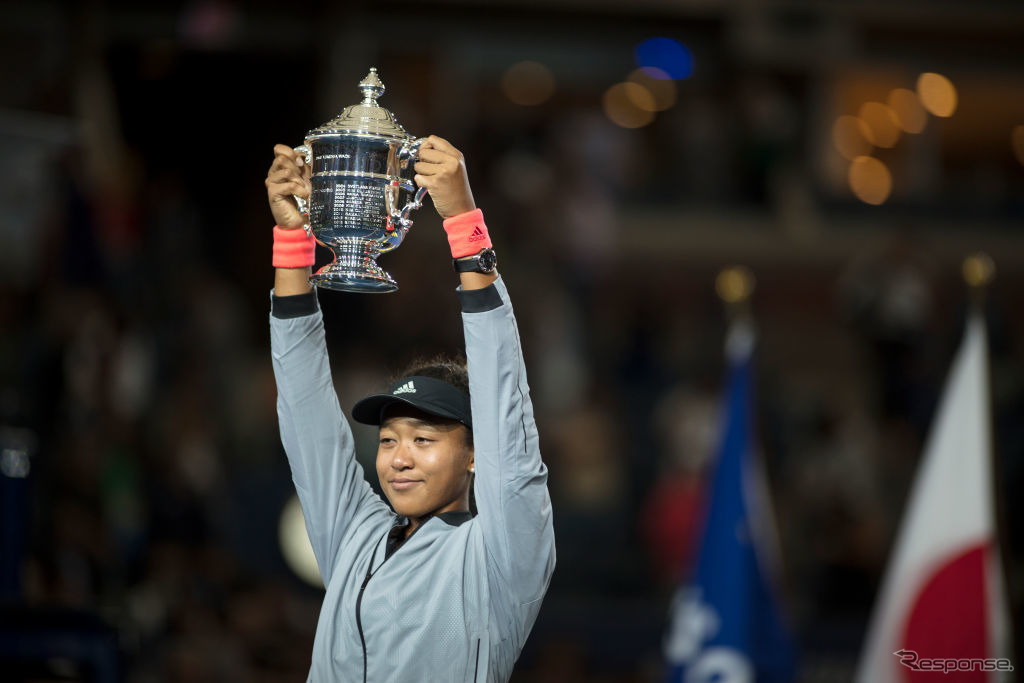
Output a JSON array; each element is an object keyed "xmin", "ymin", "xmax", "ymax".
[
  {"xmin": 458, "ymin": 284, "xmax": 503, "ymax": 313},
  {"xmin": 271, "ymin": 290, "xmax": 319, "ymax": 319}
]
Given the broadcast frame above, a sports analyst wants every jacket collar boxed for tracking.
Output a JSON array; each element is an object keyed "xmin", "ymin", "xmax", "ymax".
[
  {"xmin": 385, "ymin": 510, "xmax": 474, "ymax": 559},
  {"xmin": 435, "ymin": 510, "xmax": 473, "ymax": 527}
]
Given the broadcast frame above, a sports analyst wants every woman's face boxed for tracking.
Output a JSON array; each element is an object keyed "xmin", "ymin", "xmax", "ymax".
[{"xmin": 376, "ymin": 404, "xmax": 474, "ymax": 522}]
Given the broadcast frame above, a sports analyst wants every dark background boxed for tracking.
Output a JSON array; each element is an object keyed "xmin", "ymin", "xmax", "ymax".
[{"xmin": 1, "ymin": 1, "xmax": 1022, "ymax": 680}]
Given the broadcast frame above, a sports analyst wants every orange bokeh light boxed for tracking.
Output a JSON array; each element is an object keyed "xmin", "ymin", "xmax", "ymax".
[
  {"xmin": 848, "ymin": 156, "xmax": 892, "ymax": 205},
  {"xmin": 917, "ymin": 72, "xmax": 957, "ymax": 118},
  {"xmin": 858, "ymin": 102, "xmax": 902, "ymax": 148},
  {"xmin": 603, "ymin": 83, "xmax": 655, "ymax": 128},
  {"xmin": 887, "ymin": 88, "xmax": 928, "ymax": 134},
  {"xmin": 627, "ymin": 68, "xmax": 676, "ymax": 112}
]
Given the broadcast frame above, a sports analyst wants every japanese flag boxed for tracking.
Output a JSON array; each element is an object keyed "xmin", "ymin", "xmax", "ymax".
[{"xmin": 855, "ymin": 314, "xmax": 1011, "ymax": 682}]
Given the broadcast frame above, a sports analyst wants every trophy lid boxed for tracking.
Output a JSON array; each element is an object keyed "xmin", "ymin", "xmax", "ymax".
[{"xmin": 307, "ymin": 68, "xmax": 412, "ymax": 140}]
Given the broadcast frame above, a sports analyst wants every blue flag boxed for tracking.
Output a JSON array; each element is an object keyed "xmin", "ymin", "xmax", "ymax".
[{"xmin": 664, "ymin": 324, "xmax": 797, "ymax": 682}]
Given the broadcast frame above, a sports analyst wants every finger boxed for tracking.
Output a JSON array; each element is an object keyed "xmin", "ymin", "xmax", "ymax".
[
  {"xmin": 413, "ymin": 160, "xmax": 444, "ymax": 176},
  {"xmin": 267, "ymin": 168, "xmax": 309, "ymax": 189},
  {"xmin": 422, "ymin": 135, "xmax": 460, "ymax": 157},
  {"xmin": 413, "ymin": 174, "xmax": 436, "ymax": 189},
  {"xmin": 273, "ymin": 144, "xmax": 305, "ymax": 164},
  {"xmin": 267, "ymin": 186, "xmax": 307, "ymax": 206},
  {"xmin": 271, "ymin": 145, "xmax": 307, "ymax": 173},
  {"xmin": 267, "ymin": 178, "xmax": 310, "ymax": 200},
  {"xmin": 416, "ymin": 147, "xmax": 458, "ymax": 165},
  {"xmin": 269, "ymin": 156, "xmax": 303, "ymax": 176},
  {"xmin": 268, "ymin": 163, "xmax": 303, "ymax": 178}
]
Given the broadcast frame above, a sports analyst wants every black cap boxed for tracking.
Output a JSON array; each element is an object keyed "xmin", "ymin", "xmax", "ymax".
[{"xmin": 352, "ymin": 376, "xmax": 472, "ymax": 428}]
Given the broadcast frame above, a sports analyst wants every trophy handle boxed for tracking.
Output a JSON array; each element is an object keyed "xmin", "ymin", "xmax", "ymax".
[
  {"xmin": 392, "ymin": 137, "xmax": 429, "ymax": 230},
  {"xmin": 293, "ymin": 144, "xmax": 313, "ymax": 238},
  {"xmin": 393, "ymin": 186, "xmax": 428, "ymax": 231}
]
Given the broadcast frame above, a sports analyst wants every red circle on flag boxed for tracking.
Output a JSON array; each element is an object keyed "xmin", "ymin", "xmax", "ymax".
[{"xmin": 900, "ymin": 542, "xmax": 989, "ymax": 682}]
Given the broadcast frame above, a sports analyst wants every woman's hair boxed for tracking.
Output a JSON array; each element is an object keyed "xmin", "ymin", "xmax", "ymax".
[
  {"xmin": 391, "ymin": 353, "xmax": 475, "ymax": 515},
  {"xmin": 393, "ymin": 353, "xmax": 470, "ymax": 395}
]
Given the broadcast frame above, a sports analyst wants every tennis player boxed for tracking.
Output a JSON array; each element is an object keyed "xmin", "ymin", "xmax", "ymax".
[{"xmin": 265, "ymin": 136, "xmax": 555, "ymax": 682}]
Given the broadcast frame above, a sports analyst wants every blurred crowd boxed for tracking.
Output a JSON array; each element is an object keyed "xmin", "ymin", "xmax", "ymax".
[{"xmin": 2, "ymin": 3, "xmax": 1023, "ymax": 682}]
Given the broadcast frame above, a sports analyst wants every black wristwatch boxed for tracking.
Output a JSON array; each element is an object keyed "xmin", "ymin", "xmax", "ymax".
[{"xmin": 453, "ymin": 248, "xmax": 497, "ymax": 274}]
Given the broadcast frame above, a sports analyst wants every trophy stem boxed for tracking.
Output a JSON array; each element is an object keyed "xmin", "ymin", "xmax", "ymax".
[{"xmin": 310, "ymin": 238, "xmax": 398, "ymax": 293}]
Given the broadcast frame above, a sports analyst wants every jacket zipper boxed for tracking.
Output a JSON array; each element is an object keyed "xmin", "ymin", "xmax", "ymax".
[
  {"xmin": 356, "ymin": 534, "xmax": 385, "ymax": 683},
  {"xmin": 356, "ymin": 572, "xmax": 372, "ymax": 683},
  {"xmin": 355, "ymin": 520, "xmax": 433, "ymax": 681}
]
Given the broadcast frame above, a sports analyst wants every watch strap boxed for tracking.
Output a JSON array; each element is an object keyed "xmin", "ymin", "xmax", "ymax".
[{"xmin": 453, "ymin": 248, "xmax": 496, "ymax": 274}]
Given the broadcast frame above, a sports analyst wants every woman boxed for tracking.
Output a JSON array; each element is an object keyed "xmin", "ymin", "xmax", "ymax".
[{"xmin": 265, "ymin": 136, "xmax": 555, "ymax": 682}]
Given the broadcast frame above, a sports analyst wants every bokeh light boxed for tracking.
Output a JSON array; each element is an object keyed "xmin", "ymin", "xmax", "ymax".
[
  {"xmin": 716, "ymin": 266, "xmax": 756, "ymax": 304},
  {"xmin": 279, "ymin": 494, "xmax": 322, "ymax": 588},
  {"xmin": 832, "ymin": 115, "xmax": 873, "ymax": 160},
  {"xmin": 858, "ymin": 102, "xmax": 902, "ymax": 148},
  {"xmin": 603, "ymin": 82, "xmax": 656, "ymax": 128},
  {"xmin": 635, "ymin": 37, "xmax": 694, "ymax": 80},
  {"xmin": 848, "ymin": 155, "xmax": 892, "ymax": 205},
  {"xmin": 623, "ymin": 82, "xmax": 656, "ymax": 113},
  {"xmin": 916, "ymin": 72, "xmax": 958, "ymax": 117},
  {"xmin": 962, "ymin": 252, "xmax": 996, "ymax": 288},
  {"xmin": 501, "ymin": 60, "xmax": 556, "ymax": 106},
  {"xmin": 627, "ymin": 68, "xmax": 677, "ymax": 111},
  {"xmin": 887, "ymin": 88, "xmax": 928, "ymax": 134},
  {"xmin": 1011, "ymin": 125, "xmax": 1024, "ymax": 166}
]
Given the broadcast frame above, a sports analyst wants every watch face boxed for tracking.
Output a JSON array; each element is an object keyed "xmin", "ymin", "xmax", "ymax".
[{"xmin": 477, "ymin": 249, "xmax": 497, "ymax": 272}]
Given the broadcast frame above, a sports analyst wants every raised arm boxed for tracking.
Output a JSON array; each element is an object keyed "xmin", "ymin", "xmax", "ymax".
[
  {"xmin": 266, "ymin": 145, "xmax": 391, "ymax": 584},
  {"xmin": 416, "ymin": 137, "xmax": 555, "ymax": 604},
  {"xmin": 462, "ymin": 278, "xmax": 555, "ymax": 604}
]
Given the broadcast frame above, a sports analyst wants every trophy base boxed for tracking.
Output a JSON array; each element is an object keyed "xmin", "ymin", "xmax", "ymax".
[{"xmin": 310, "ymin": 256, "xmax": 398, "ymax": 294}]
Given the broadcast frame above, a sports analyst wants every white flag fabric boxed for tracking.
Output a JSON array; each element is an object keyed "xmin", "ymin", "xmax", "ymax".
[{"xmin": 855, "ymin": 314, "xmax": 1011, "ymax": 682}]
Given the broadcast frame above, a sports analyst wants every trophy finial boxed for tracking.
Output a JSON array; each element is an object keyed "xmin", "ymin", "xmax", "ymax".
[
  {"xmin": 309, "ymin": 66, "xmax": 409, "ymax": 139},
  {"xmin": 359, "ymin": 67, "xmax": 385, "ymax": 104}
]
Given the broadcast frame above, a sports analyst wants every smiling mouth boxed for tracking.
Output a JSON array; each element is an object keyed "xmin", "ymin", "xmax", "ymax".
[{"xmin": 390, "ymin": 480, "xmax": 422, "ymax": 490}]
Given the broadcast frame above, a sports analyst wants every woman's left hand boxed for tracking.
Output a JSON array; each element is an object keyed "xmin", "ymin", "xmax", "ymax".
[{"xmin": 413, "ymin": 135, "xmax": 477, "ymax": 220}]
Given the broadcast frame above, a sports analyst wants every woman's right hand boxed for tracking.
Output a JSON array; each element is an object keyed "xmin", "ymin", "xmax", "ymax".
[{"xmin": 265, "ymin": 144, "xmax": 312, "ymax": 228}]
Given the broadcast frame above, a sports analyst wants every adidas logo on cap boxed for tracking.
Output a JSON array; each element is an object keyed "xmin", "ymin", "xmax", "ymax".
[
  {"xmin": 468, "ymin": 226, "xmax": 486, "ymax": 242},
  {"xmin": 393, "ymin": 381, "xmax": 416, "ymax": 395}
]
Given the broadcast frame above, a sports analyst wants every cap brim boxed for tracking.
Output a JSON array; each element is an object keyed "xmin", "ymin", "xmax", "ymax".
[{"xmin": 351, "ymin": 394, "xmax": 467, "ymax": 426}]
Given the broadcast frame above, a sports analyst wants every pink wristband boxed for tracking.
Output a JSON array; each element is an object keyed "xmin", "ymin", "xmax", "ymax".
[
  {"xmin": 442, "ymin": 209, "xmax": 492, "ymax": 258},
  {"xmin": 272, "ymin": 225, "xmax": 316, "ymax": 268}
]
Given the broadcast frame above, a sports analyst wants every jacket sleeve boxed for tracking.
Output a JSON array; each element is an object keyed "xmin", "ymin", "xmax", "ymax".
[
  {"xmin": 460, "ymin": 276, "xmax": 556, "ymax": 604},
  {"xmin": 270, "ymin": 291, "xmax": 392, "ymax": 585}
]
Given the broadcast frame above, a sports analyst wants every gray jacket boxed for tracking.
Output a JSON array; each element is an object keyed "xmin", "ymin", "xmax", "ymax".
[{"xmin": 270, "ymin": 277, "xmax": 556, "ymax": 682}]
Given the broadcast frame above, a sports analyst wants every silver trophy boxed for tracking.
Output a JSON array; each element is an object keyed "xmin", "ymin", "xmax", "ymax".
[{"xmin": 294, "ymin": 68, "xmax": 427, "ymax": 293}]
